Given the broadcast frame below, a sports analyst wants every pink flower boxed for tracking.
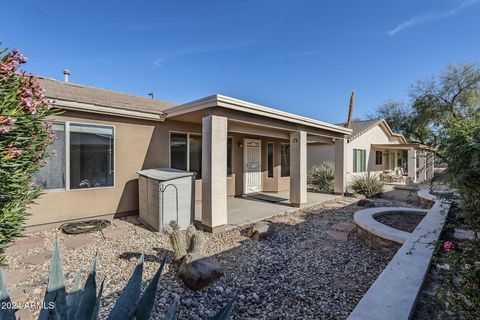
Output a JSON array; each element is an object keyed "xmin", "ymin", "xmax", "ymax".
[
  {"xmin": 6, "ymin": 146, "xmax": 22, "ymax": 159},
  {"xmin": 0, "ymin": 116, "xmax": 16, "ymax": 125},
  {"xmin": 38, "ymin": 159, "xmax": 48, "ymax": 166},
  {"xmin": 443, "ymin": 241, "xmax": 454, "ymax": 251},
  {"xmin": 0, "ymin": 125, "xmax": 11, "ymax": 134}
]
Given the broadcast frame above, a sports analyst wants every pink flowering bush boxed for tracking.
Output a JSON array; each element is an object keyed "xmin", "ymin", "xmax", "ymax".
[
  {"xmin": 443, "ymin": 241, "xmax": 455, "ymax": 251},
  {"xmin": 0, "ymin": 48, "xmax": 57, "ymax": 265}
]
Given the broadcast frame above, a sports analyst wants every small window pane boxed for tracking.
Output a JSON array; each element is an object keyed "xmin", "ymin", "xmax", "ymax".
[
  {"xmin": 70, "ymin": 124, "xmax": 114, "ymax": 189},
  {"xmin": 170, "ymin": 133, "xmax": 187, "ymax": 171},
  {"xmin": 33, "ymin": 123, "xmax": 66, "ymax": 189},
  {"xmin": 227, "ymin": 138, "xmax": 233, "ymax": 175},
  {"xmin": 189, "ymin": 135, "xmax": 202, "ymax": 179},
  {"xmin": 281, "ymin": 144, "xmax": 290, "ymax": 177},
  {"xmin": 353, "ymin": 149, "xmax": 366, "ymax": 173},
  {"xmin": 267, "ymin": 143, "xmax": 274, "ymax": 178},
  {"xmin": 375, "ymin": 151, "xmax": 383, "ymax": 165}
]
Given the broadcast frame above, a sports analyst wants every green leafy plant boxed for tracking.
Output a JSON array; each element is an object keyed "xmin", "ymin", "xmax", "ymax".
[
  {"xmin": 350, "ymin": 175, "xmax": 383, "ymax": 198},
  {"xmin": 0, "ymin": 240, "xmax": 235, "ymax": 319},
  {"xmin": 307, "ymin": 162, "xmax": 335, "ymax": 194},
  {"xmin": 0, "ymin": 47, "xmax": 58, "ymax": 265}
]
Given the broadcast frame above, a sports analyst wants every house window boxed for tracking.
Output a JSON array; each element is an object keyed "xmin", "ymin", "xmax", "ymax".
[
  {"xmin": 281, "ymin": 143, "xmax": 290, "ymax": 177},
  {"xmin": 170, "ymin": 133, "xmax": 188, "ymax": 171},
  {"xmin": 70, "ymin": 124, "xmax": 114, "ymax": 189},
  {"xmin": 375, "ymin": 151, "xmax": 383, "ymax": 165},
  {"xmin": 267, "ymin": 143, "xmax": 274, "ymax": 178},
  {"xmin": 34, "ymin": 123, "xmax": 66, "ymax": 190},
  {"xmin": 34, "ymin": 122, "xmax": 115, "ymax": 190},
  {"xmin": 353, "ymin": 149, "xmax": 366, "ymax": 173},
  {"xmin": 227, "ymin": 137, "xmax": 233, "ymax": 176},
  {"xmin": 189, "ymin": 135, "xmax": 202, "ymax": 179}
]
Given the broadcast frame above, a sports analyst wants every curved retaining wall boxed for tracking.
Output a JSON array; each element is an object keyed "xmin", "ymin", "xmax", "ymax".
[
  {"xmin": 354, "ymin": 207, "xmax": 428, "ymax": 256},
  {"xmin": 348, "ymin": 191, "xmax": 451, "ymax": 320}
]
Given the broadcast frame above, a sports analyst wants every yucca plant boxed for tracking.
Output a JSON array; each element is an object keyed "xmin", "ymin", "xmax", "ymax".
[
  {"xmin": 307, "ymin": 163, "xmax": 335, "ymax": 193},
  {"xmin": 0, "ymin": 240, "xmax": 235, "ymax": 319},
  {"xmin": 350, "ymin": 174, "xmax": 383, "ymax": 198}
]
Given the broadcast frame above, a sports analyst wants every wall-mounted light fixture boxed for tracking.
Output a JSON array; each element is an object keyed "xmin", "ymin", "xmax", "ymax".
[{"xmin": 238, "ymin": 142, "xmax": 243, "ymax": 148}]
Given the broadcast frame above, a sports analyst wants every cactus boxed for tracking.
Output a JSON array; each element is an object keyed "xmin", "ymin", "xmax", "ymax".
[
  {"xmin": 163, "ymin": 222, "xmax": 187, "ymax": 260},
  {"xmin": 185, "ymin": 224, "xmax": 196, "ymax": 247},
  {"xmin": 188, "ymin": 231, "xmax": 205, "ymax": 254}
]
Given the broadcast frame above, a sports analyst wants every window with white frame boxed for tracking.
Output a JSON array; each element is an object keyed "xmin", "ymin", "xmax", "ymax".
[
  {"xmin": 170, "ymin": 133, "xmax": 233, "ymax": 179},
  {"xmin": 267, "ymin": 142, "xmax": 274, "ymax": 178},
  {"xmin": 353, "ymin": 149, "xmax": 366, "ymax": 173},
  {"xmin": 34, "ymin": 122, "xmax": 115, "ymax": 190},
  {"xmin": 227, "ymin": 137, "xmax": 233, "ymax": 176},
  {"xmin": 280, "ymin": 143, "xmax": 290, "ymax": 177}
]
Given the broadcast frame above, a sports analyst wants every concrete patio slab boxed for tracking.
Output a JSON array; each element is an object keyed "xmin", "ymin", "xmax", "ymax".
[{"xmin": 195, "ymin": 191, "xmax": 339, "ymax": 229}]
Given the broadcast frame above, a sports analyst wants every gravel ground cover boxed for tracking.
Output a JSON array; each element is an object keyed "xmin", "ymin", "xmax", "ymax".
[
  {"xmin": 5, "ymin": 197, "xmax": 415, "ymax": 319},
  {"xmin": 374, "ymin": 212, "xmax": 425, "ymax": 232}
]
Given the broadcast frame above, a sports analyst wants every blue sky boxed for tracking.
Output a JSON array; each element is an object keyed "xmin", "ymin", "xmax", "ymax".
[{"xmin": 2, "ymin": 0, "xmax": 480, "ymax": 123}]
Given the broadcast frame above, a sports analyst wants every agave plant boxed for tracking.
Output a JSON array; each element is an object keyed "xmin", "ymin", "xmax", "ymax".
[{"xmin": 0, "ymin": 240, "xmax": 235, "ymax": 319}]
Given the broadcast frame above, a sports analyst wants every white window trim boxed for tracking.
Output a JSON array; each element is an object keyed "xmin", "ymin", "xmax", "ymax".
[
  {"xmin": 266, "ymin": 142, "xmax": 275, "ymax": 179},
  {"xmin": 43, "ymin": 121, "xmax": 116, "ymax": 192}
]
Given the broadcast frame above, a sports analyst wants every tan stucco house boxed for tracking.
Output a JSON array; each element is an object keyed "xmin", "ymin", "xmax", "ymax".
[
  {"xmin": 307, "ymin": 119, "xmax": 435, "ymax": 186},
  {"xmin": 30, "ymin": 77, "xmax": 352, "ymax": 232}
]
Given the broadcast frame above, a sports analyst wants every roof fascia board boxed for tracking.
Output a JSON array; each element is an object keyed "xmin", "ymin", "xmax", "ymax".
[
  {"xmin": 55, "ymin": 100, "xmax": 166, "ymax": 121},
  {"xmin": 165, "ymin": 94, "xmax": 351, "ymax": 135}
]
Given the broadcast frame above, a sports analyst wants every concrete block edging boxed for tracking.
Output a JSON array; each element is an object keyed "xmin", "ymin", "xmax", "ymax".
[{"xmin": 348, "ymin": 192, "xmax": 450, "ymax": 320}]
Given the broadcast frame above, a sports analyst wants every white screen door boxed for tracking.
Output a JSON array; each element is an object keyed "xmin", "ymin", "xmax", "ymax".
[{"xmin": 244, "ymin": 139, "xmax": 262, "ymax": 194}]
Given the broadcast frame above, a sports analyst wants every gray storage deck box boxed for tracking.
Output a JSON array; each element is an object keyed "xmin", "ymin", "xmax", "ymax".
[{"xmin": 137, "ymin": 168, "xmax": 196, "ymax": 231}]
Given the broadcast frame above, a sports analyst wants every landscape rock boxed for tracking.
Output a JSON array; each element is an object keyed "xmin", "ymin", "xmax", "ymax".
[
  {"xmin": 179, "ymin": 253, "xmax": 224, "ymax": 291},
  {"xmin": 357, "ymin": 199, "xmax": 376, "ymax": 208},
  {"xmin": 246, "ymin": 221, "xmax": 271, "ymax": 240}
]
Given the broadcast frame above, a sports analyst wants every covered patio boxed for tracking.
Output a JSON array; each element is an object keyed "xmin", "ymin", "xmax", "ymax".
[
  {"xmin": 371, "ymin": 143, "xmax": 435, "ymax": 184},
  {"xmin": 194, "ymin": 191, "xmax": 339, "ymax": 229},
  {"xmin": 164, "ymin": 95, "xmax": 351, "ymax": 232}
]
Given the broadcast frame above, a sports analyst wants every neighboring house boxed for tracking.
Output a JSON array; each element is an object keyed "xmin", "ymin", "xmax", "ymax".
[
  {"xmin": 30, "ymin": 76, "xmax": 352, "ymax": 232},
  {"xmin": 307, "ymin": 119, "xmax": 435, "ymax": 186}
]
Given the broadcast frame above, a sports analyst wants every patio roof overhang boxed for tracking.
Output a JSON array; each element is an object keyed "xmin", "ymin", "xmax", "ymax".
[
  {"xmin": 371, "ymin": 143, "xmax": 436, "ymax": 151},
  {"xmin": 164, "ymin": 94, "xmax": 351, "ymax": 141}
]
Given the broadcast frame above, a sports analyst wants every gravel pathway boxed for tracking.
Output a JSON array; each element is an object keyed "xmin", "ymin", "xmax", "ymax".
[{"xmin": 5, "ymin": 197, "xmax": 414, "ymax": 319}]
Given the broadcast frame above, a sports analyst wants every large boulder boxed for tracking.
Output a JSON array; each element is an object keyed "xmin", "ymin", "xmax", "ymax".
[
  {"xmin": 179, "ymin": 253, "xmax": 224, "ymax": 291},
  {"xmin": 246, "ymin": 221, "xmax": 271, "ymax": 241}
]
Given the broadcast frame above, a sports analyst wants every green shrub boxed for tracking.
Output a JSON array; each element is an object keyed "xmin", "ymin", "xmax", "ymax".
[
  {"xmin": 0, "ymin": 48, "xmax": 57, "ymax": 265},
  {"xmin": 350, "ymin": 175, "xmax": 383, "ymax": 197},
  {"xmin": 436, "ymin": 113, "xmax": 480, "ymax": 318},
  {"xmin": 307, "ymin": 162, "xmax": 335, "ymax": 193}
]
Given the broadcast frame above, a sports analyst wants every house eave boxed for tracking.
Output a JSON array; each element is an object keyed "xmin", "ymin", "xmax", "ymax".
[
  {"xmin": 164, "ymin": 94, "xmax": 352, "ymax": 135},
  {"xmin": 54, "ymin": 99, "xmax": 167, "ymax": 121}
]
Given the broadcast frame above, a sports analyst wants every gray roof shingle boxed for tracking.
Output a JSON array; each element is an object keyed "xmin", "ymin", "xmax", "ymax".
[{"xmin": 38, "ymin": 77, "xmax": 177, "ymax": 114}]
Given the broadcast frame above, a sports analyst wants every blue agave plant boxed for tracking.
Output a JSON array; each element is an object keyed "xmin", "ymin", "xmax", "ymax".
[{"xmin": 0, "ymin": 240, "xmax": 235, "ymax": 319}]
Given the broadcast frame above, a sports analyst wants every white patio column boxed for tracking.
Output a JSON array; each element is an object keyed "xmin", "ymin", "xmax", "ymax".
[
  {"xmin": 407, "ymin": 148, "xmax": 417, "ymax": 183},
  {"xmin": 426, "ymin": 152, "xmax": 435, "ymax": 180},
  {"xmin": 290, "ymin": 131, "xmax": 307, "ymax": 207},
  {"xmin": 334, "ymin": 138, "xmax": 347, "ymax": 194},
  {"xmin": 418, "ymin": 151, "xmax": 427, "ymax": 183},
  {"xmin": 201, "ymin": 115, "xmax": 228, "ymax": 232}
]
